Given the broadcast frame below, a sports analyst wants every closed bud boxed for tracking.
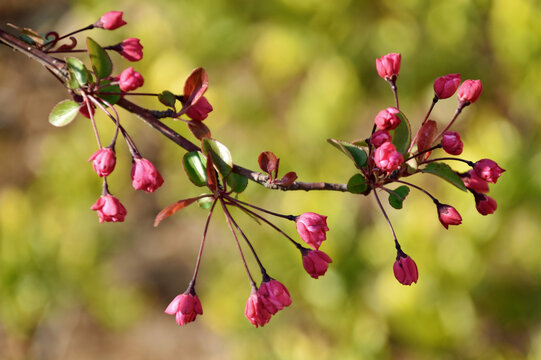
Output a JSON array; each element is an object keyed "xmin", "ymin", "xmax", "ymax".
[
  {"xmin": 437, "ymin": 203, "xmax": 462, "ymax": 229},
  {"xmin": 461, "ymin": 170, "xmax": 489, "ymax": 193},
  {"xmin": 90, "ymin": 194, "xmax": 127, "ymax": 223},
  {"xmin": 374, "ymin": 142, "xmax": 404, "ymax": 173},
  {"xmin": 119, "ymin": 67, "xmax": 144, "ymax": 92},
  {"xmin": 164, "ymin": 293, "xmax": 203, "ymax": 326},
  {"xmin": 370, "ymin": 129, "xmax": 391, "ymax": 148},
  {"xmin": 458, "ymin": 79, "xmax": 483, "ymax": 104},
  {"xmin": 376, "ymin": 53, "xmax": 401, "ymax": 80},
  {"xmin": 296, "ymin": 212, "xmax": 329, "ymax": 250},
  {"xmin": 245, "ymin": 286, "xmax": 271, "ymax": 327},
  {"xmin": 374, "ymin": 107, "xmax": 401, "ymax": 131},
  {"xmin": 94, "ymin": 11, "xmax": 126, "ymax": 30},
  {"xmin": 433, "ymin": 73, "xmax": 461, "ymax": 99},
  {"xmin": 131, "ymin": 157, "xmax": 164, "ymax": 192},
  {"xmin": 302, "ymin": 249, "xmax": 332, "ymax": 279},
  {"xmin": 257, "ymin": 279, "xmax": 291, "ymax": 315},
  {"xmin": 441, "ymin": 131, "xmax": 463, "ymax": 155},
  {"xmin": 474, "ymin": 193, "xmax": 497, "ymax": 215},
  {"xmin": 117, "ymin": 38, "xmax": 144, "ymax": 62},
  {"xmin": 88, "ymin": 147, "xmax": 116, "ymax": 177},
  {"xmin": 393, "ymin": 253, "xmax": 418, "ymax": 286},
  {"xmin": 474, "ymin": 159, "xmax": 505, "ymax": 184}
]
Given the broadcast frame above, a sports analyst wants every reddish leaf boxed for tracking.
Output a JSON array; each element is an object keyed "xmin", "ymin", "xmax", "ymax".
[
  {"xmin": 188, "ymin": 120, "xmax": 211, "ymax": 140},
  {"xmin": 276, "ymin": 171, "xmax": 297, "ymax": 186},
  {"xmin": 154, "ymin": 197, "xmax": 201, "ymax": 227},
  {"xmin": 183, "ymin": 67, "xmax": 209, "ymax": 108},
  {"xmin": 416, "ymin": 120, "xmax": 437, "ymax": 160},
  {"xmin": 206, "ymin": 153, "xmax": 218, "ymax": 192},
  {"xmin": 258, "ymin": 151, "xmax": 279, "ymax": 177}
]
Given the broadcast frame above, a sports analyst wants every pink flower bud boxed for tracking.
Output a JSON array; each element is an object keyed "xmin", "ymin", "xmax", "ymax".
[
  {"xmin": 296, "ymin": 212, "xmax": 329, "ymax": 250},
  {"xmin": 131, "ymin": 157, "xmax": 164, "ymax": 192},
  {"xmin": 186, "ymin": 96, "xmax": 213, "ymax": 121},
  {"xmin": 245, "ymin": 287, "xmax": 271, "ymax": 328},
  {"xmin": 457, "ymin": 79, "xmax": 483, "ymax": 104},
  {"xmin": 90, "ymin": 194, "xmax": 127, "ymax": 223},
  {"xmin": 88, "ymin": 147, "xmax": 116, "ymax": 177},
  {"xmin": 474, "ymin": 193, "xmax": 497, "ymax": 215},
  {"xmin": 118, "ymin": 38, "xmax": 144, "ymax": 62},
  {"xmin": 257, "ymin": 279, "xmax": 291, "ymax": 315},
  {"xmin": 376, "ymin": 53, "xmax": 401, "ymax": 80},
  {"xmin": 441, "ymin": 131, "xmax": 463, "ymax": 155},
  {"xmin": 393, "ymin": 254, "xmax": 418, "ymax": 286},
  {"xmin": 474, "ymin": 159, "xmax": 505, "ymax": 184},
  {"xmin": 302, "ymin": 249, "xmax": 332, "ymax": 279},
  {"xmin": 374, "ymin": 107, "xmax": 401, "ymax": 131},
  {"xmin": 370, "ymin": 129, "xmax": 391, "ymax": 148},
  {"xmin": 94, "ymin": 11, "xmax": 126, "ymax": 30},
  {"xmin": 437, "ymin": 203, "xmax": 462, "ymax": 229},
  {"xmin": 119, "ymin": 67, "xmax": 144, "ymax": 92},
  {"xmin": 433, "ymin": 73, "xmax": 461, "ymax": 99},
  {"xmin": 460, "ymin": 170, "xmax": 489, "ymax": 193},
  {"xmin": 374, "ymin": 142, "xmax": 404, "ymax": 173},
  {"xmin": 164, "ymin": 293, "xmax": 203, "ymax": 326}
]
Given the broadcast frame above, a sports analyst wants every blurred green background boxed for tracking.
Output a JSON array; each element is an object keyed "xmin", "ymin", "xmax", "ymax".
[{"xmin": 0, "ymin": 0, "xmax": 539, "ymax": 359}]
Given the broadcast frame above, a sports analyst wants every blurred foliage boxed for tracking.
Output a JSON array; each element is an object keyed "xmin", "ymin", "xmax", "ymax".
[{"xmin": 1, "ymin": 0, "xmax": 541, "ymax": 359}]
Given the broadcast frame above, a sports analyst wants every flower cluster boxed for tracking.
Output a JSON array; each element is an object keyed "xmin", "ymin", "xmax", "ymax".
[
  {"xmin": 352, "ymin": 53, "xmax": 504, "ymax": 286},
  {"xmin": 1, "ymin": 12, "xmax": 506, "ymax": 329}
]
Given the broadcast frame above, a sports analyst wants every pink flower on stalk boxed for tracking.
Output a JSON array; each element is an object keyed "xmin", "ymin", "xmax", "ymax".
[
  {"xmin": 461, "ymin": 170, "xmax": 489, "ymax": 193},
  {"xmin": 374, "ymin": 107, "xmax": 401, "ymax": 131},
  {"xmin": 119, "ymin": 67, "xmax": 144, "ymax": 92},
  {"xmin": 257, "ymin": 278, "xmax": 292, "ymax": 315},
  {"xmin": 393, "ymin": 253, "xmax": 418, "ymax": 286},
  {"xmin": 436, "ymin": 203, "xmax": 462, "ymax": 229},
  {"xmin": 441, "ymin": 131, "xmax": 463, "ymax": 155},
  {"xmin": 131, "ymin": 157, "xmax": 164, "ymax": 192},
  {"xmin": 94, "ymin": 11, "xmax": 126, "ymax": 30},
  {"xmin": 90, "ymin": 194, "xmax": 127, "ymax": 223},
  {"xmin": 433, "ymin": 73, "xmax": 461, "ymax": 99},
  {"xmin": 370, "ymin": 129, "xmax": 391, "ymax": 148},
  {"xmin": 457, "ymin": 79, "xmax": 483, "ymax": 104},
  {"xmin": 302, "ymin": 249, "xmax": 332, "ymax": 279},
  {"xmin": 164, "ymin": 293, "xmax": 203, "ymax": 326},
  {"xmin": 296, "ymin": 212, "xmax": 329, "ymax": 250},
  {"xmin": 474, "ymin": 193, "xmax": 497, "ymax": 215},
  {"xmin": 376, "ymin": 53, "xmax": 401, "ymax": 80},
  {"xmin": 245, "ymin": 286, "xmax": 272, "ymax": 328},
  {"xmin": 186, "ymin": 96, "xmax": 213, "ymax": 121},
  {"xmin": 88, "ymin": 147, "xmax": 116, "ymax": 177},
  {"xmin": 374, "ymin": 142, "xmax": 404, "ymax": 173},
  {"xmin": 474, "ymin": 159, "xmax": 505, "ymax": 184},
  {"xmin": 118, "ymin": 38, "xmax": 144, "ymax": 62}
]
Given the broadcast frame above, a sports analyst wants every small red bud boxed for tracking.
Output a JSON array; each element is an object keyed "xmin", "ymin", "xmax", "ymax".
[
  {"xmin": 374, "ymin": 142, "xmax": 403, "ymax": 173},
  {"xmin": 376, "ymin": 53, "xmax": 401, "ymax": 80},
  {"xmin": 90, "ymin": 194, "xmax": 127, "ymax": 223},
  {"xmin": 117, "ymin": 38, "xmax": 144, "ymax": 62},
  {"xmin": 164, "ymin": 293, "xmax": 203, "ymax": 326},
  {"xmin": 474, "ymin": 159, "xmax": 505, "ymax": 184},
  {"xmin": 474, "ymin": 193, "xmax": 497, "ymax": 215},
  {"xmin": 458, "ymin": 79, "xmax": 483, "ymax": 104},
  {"xmin": 94, "ymin": 11, "xmax": 126, "ymax": 30},
  {"xmin": 119, "ymin": 67, "xmax": 144, "ymax": 92},
  {"xmin": 437, "ymin": 203, "xmax": 462, "ymax": 229},
  {"xmin": 302, "ymin": 249, "xmax": 332, "ymax": 279},
  {"xmin": 296, "ymin": 212, "xmax": 329, "ymax": 250},
  {"xmin": 393, "ymin": 254, "xmax": 418, "ymax": 286},
  {"xmin": 441, "ymin": 131, "xmax": 463, "ymax": 155},
  {"xmin": 88, "ymin": 147, "xmax": 116, "ymax": 177},
  {"xmin": 370, "ymin": 129, "xmax": 391, "ymax": 148},
  {"xmin": 433, "ymin": 73, "xmax": 461, "ymax": 99},
  {"xmin": 374, "ymin": 107, "xmax": 401, "ymax": 131}
]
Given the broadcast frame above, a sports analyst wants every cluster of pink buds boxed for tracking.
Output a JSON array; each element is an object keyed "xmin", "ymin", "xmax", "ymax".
[
  {"xmin": 0, "ymin": 11, "xmax": 507, "ymax": 330},
  {"xmin": 328, "ymin": 52, "xmax": 505, "ymax": 286}
]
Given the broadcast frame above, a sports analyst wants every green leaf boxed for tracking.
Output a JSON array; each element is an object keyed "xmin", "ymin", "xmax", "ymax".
[
  {"xmin": 202, "ymin": 138, "xmax": 233, "ymax": 178},
  {"xmin": 97, "ymin": 83, "xmax": 121, "ymax": 105},
  {"xmin": 182, "ymin": 152, "xmax": 208, "ymax": 187},
  {"xmin": 227, "ymin": 172, "xmax": 248, "ymax": 193},
  {"xmin": 390, "ymin": 111, "xmax": 411, "ymax": 156},
  {"xmin": 87, "ymin": 37, "xmax": 112, "ymax": 80},
  {"xmin": 65, "ymin": 57, "xmax": 91, "ymax": 88},
  {"xmin": 197, "ymin": 197, "xmax": 214, "ymax": 210},
  {"xmin": 421, "ymin": 162, "xmax": 467, "ymax": 192},
  {"xmin": 388, "ymin": 185, "xmax": 410, "ymax": 209},
  {"xmin": 327, "ymin": 139, "xmax": 368, "ymax": 169},
  {"xmin": 48, "ymin": 100, "xmax": 80, "ymax": 127},
  {"xmin": 158, "ymin": 91, "xmax": 176, "ymax": 108},
  {"xmin": 347, "ymin": 174, "xmax": 368, "ymax": 194}
]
